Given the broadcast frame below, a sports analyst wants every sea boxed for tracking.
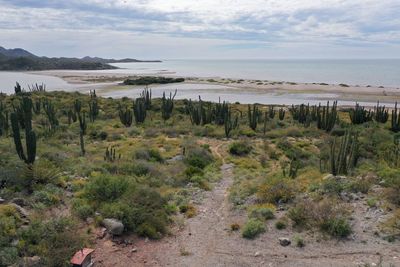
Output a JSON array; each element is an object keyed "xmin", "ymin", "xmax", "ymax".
[{"xmin": 1, "ymin": 59, "xmax": 399, "ymax": 106}]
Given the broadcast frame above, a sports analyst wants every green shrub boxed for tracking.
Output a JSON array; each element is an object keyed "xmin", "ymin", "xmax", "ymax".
[
  {"xmin": 294, "ymin": 235, "xmax": 305, "ymax": 247},
  {"xmin": 288, "ymin": 204, "xmax": 309, "ymax": 227},
  {"xmin": 320, "ymin": 217, "xmax": 351, "ymax": 238},
  {"xmin": 248, "ymin": 206, "xmax": 275, "ymax": 220},
  {"xmin": 229, "ymin": 141, "xmax": 252, "ymax": 156},
  {"xmin": 184, "ymin": 146, "xmax": 213, "ymax": 169},
  {"xmin": 84, "ymin": 174, "xmax": 130, "ymax": 202},
  {"xmin": 72, "ymin": 199, "xmax": 94, "ymax": 220},
  {"xmin": 257, "ymin": 176, "xmax": 296, "ymax": 204},
  {"xmin": 242, "ymin": 218, "xmax": 266, "ymax": 239},
  {"xmin": 275, "ymin": 220, "xmax": 287, "ymax": 230},
  {"xmin": 185, "ymin": 166, "xmax": 204, "ymax": 177}
]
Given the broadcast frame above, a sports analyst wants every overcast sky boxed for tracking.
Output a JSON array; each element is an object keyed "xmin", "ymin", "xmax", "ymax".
[{"xmin": 1, "ymin": 0, "xmax": 399, "ymax": 59}]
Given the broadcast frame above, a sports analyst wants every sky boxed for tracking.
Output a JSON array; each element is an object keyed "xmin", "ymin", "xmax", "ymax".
[{"xmin": 0, "ymin": 0, "xmax": 399, "ymax": 59}]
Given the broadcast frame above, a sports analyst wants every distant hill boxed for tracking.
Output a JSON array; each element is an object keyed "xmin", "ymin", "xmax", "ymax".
[{"xmin": 0, "ymin": 46, "xmax": 161, "ymax": 71}]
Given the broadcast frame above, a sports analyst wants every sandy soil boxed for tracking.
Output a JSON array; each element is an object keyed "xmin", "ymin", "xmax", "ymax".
[
  {"xmin": 27, "ymin": 70, "xmax": 400, "ymax": 103},
  {"xmin": 92, "ymin": 139, "xmax": 400, "ymax": 267}
]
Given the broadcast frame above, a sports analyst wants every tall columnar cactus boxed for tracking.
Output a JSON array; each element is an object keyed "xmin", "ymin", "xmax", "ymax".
[
  {"xmin": 67, "ymin": 109, "xmax": 77, "ymax": 125},
  {"xmin": 214, "ymin": 98, "xmax": 229, "ymax": 125},
  {"xmin": 42, "ymin": 98, "xmax": 59, "ymax": 132},
  {"xmin": 118, "ymin": 104, "xmax": 133, "ymax": 127},
  {"xmin": 278, "ymin": 108, "xmax": 286, "ymax": 121},
  {"xmin": 104, "ymin": 146, "xmax": 120, "ymax": 162},
  {"xmin": 74, "ymin": 99, "xmax": 87, "ymax": 156},
  {"xmin": 317, "ymin": 101, "xmax": 338, "ymax": 132},
  {"xmin": 33, "ymin": 98, "xmax": 41, "ymax": 115},
  {"xmin": 391, "ymin": 102, "xmax": 400, "ymax": 133},
  {"xmin": 268, "ymin": 105, "xmax": 276, "ymax": 119},
  {"xmin": 161, "ymin": 90, "xmax": 177, "ymax": 121},
  {"xmin": 224, "ymin": 107, "xmax": 238, "ymax": 138},
  {"xmin": 0, "ymin": 101, "xmax": 9, "ymax": 137},
  {"xmin": 140, "ymin": 87, "xmax": 152, "ymax": 110},
  {"xmin": 349, "ymin": 103, "xmax": 373, "ymax": 125},
  {"xmin": 133, "ymin": 98, "xmax": 147, "ymax": 123},
  {"xmin": 89, "ymin": 90, "xmax": 99, "ymax": 122},
  {"xmin": 374, "ymin": 101, "xmax": 389, "ymax": 123},
  {"xmin": 187, "ymin": 99, "xmax": 202, "ymax": 125},
  {"xmin": 329, "ymin": 131, "xmax": 359, "ymax": 176},
  {"xmin": 248, "ymin": 104, "xmax": 258, "ymax": 131},
  {"xmin": 14, "ymin": 82, "xmax": 23, "ymax": 95},
  {"xmin": 10, "ymin": 96, "xmax": 36, "ymax": 165}
]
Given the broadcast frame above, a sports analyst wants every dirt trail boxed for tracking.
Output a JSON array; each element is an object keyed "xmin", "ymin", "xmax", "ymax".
[{"xmin": 94, "ymin": 140, "xmax": 400, "ymax": 267}]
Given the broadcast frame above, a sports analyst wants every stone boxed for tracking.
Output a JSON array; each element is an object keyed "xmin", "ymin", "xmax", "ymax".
[
  {"xmin": 279, "ymin": 237, "xmax": 291, "ymax": 247},
  {"xmin": 21, "ymin": 256, "xmax": 41, "ymax": 267},
  {"xmin": 10, "ymin": 203, "xmax": 30, "ymax": 219},
  {"xmin": 102, "ymin": 218, "xmax": 124, "ymax": 236},
  {"xmin": 254, "ymin": 251, "xmax": 261, "ymax": 257},
  {"xmin": 0, "ymin": 197, "xmax": 5, "ymax": 204},
  {"xmin": 131, "ymin": 248, "xmax": 138, "ymax": 253}
]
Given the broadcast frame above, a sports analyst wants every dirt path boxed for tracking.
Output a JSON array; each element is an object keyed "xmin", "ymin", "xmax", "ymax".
[{"xmin": 94, "ymin": 140, "xmax": 400, "ymax": 267}]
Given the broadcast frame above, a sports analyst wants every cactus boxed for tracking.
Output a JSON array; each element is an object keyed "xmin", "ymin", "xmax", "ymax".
[
  {"xmin": 28, "ymin": 83, "xmax": 46, "ymax": 92},
  {"xmin": 67, "ymin": 109, "xmax": 77, "ymax": 125},
  {"xmin": 0, "ymin": 101, "xmax": 9, "ymax": 137},
  {"xmin": 278, "ymin": 108, "xmax": 285, "ymax": 120},
  {"xmin": 118, "ymin": 104, "xmax": 133, "ymax": 127},
  {"xmin": 268, "ymin": 105, "xmax": 276, "ymax": 119},
  {"xmin": 89, "ymin": 90, "xmax": 99, "ymax": 122},
  {"xmin": 349, "ymin": 103, "xmax": 373, "ymax": 124},
  {"xmin": 374, "ymin": 101, "xmax": 388, "ymax": 123},
  {"xmin": 104, "ymin": 146, "xmax": 120, "ymax": 162},
  {"xmin": 214, "ymin": 98, "xmax": 229, "ymax": 125},
  {"xmin": 140, "ymin": 87, "xmax": 152, "ymax": 110},
  {"xmin": 42, "ymin": 98, "xmax": 59, "ymax": 132},
  {"xmin": 10, "ymin": 96, "xmax": 36, "ymax": 165},
  {"xmin": 329, "ymin": 131, "xmax": 359, "ymax": 175},
  {"xmin": 224, "ymin": 108, "xmax": 238, "ymax": 138},
  {"xmin": 133, "ymin": 98, "xmax": 147, "ymax": 123},
  {"xmin": 248, "ymin": 104, "xmax": 259, "ymax": 130},
  {"xmin": 391, "ymin": 102, "xmax": 400, "ymax": 133},
  {"xmin": 187, "ymin": 97, "xmax": 213, "ymax": 125},
  {"xmin": 74, "ymin": 99, "xmax": 87, "ymax": 156},
  {"xmin": 14, "ymin": 82, "xmax": 23, "ymax": 95},
  {"xmin": 33, "ymin": 98, "xmax": 41, "ymax": 115},
  {"xmin": 161, "ymin": 90, "xmax": 177, "ymax": 121},
  {"xmin": 317, "ymin": 101, "xmax": 338, "ymax": 132}
]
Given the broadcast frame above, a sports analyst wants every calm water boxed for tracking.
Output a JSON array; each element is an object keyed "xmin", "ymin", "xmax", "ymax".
[
  {"xmin": 111, "ymin": 59, "xmax": 400, "ymax": 87},
  {"xmin": 0, "ymin": 59, "xmax": 399, "ymax": 106}
]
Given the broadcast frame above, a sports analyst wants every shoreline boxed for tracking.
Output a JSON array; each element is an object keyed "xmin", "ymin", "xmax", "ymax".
[{"xmin": 26, "ymin": 70, "xmax": 400, "ymax": 104}]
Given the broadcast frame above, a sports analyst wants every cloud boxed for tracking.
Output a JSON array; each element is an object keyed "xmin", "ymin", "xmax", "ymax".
[{"xmin": 0, "ymin": 0, "xmax": 399, "ymax": 58}]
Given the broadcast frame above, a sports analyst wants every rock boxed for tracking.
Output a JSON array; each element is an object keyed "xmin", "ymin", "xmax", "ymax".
[
  {"xmin": 11, "ymin": 198, "xmax": 29, "ymax": 207},
  {"xmin": 102, "ymin": 218, "xmax": 124, "ymax": 236},
  {"xmin": 21, "ymin": 256, "xmax": 41, "ymax": 267},
  {"xmin": 166, "ymin": 155, "xmax": 184, "ymax": 163},
  {"xmin": 131, "ymin": 247, "xmax": 138, "ymax": 253},
  {"xmin": 254, "ymin": 251, "xmax": 261, "ymax": 257},
  {"xmin": 279, "ymin": 237, "xmax": 291, "ymax": 247},
  {"xmin": 86, "ymin": 217, "xmax": 94, "ymax": 224},
  {"xmin": 97, "ymin": 228, "xmax": 107, "ymax": 239},
  {"xmin": 10, "ymin": 203, "xmax": 30, "ymax": 219},
  {"xmin": 0, "ymin": 197, "xmax": 5, "ymax": 204},
  {"xmin": 323, "ymin": 174, "xmax": 334, "ymax": 180}
]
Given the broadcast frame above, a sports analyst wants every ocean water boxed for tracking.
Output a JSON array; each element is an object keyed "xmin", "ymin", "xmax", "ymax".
[{"xmin": 110, "ymin": 59, "xmax": 400, "ymax": 88}]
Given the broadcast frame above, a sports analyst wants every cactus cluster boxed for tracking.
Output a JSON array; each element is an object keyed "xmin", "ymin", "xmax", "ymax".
[
  {"xmin": 391, "ymin": 102, "xmax": 400, "ymax": 133},
  {"xmin": 329, "ymin": 131, "xmax": 359, "ymax": 175},
  {"xmin": 268, "ymin": 105, "xmax": 276, "ymax": 119},
  {"xmin": 67, "ymin": 108, "xmax": 77, "ymax": 125},
  {"xmin": 290, "ymin": 102, "xmax": 337, "ymax": 131},
  {"xmin": 14, "ymin": 82, "xmax": 23, "ymax": 95},
  {"xmin": 0, "ymin": 101, "xmax": 9, "ymax": 137},
  {"xmin": 161, "ymin": 90, "xmax": 177, "ymax": 121},
  {"xmin": 89, "ymin": 90, "xmax": 99, "ymax": 122},
  {"xmin": 104, "ymin": 146, "xmax": 120, "ymax": 162},
  {"xmin": 28, "ymin": 83, "xmax": 46, "ymax": 92},
  {"xmin": 349, "ymin": 103, "xmax": 373, "ymax": 124},
  {"xmin": 186, "ymin": 97, "xmax": 214, "ymax": 125},
  {"xmin": 33, "ymin": 98, "xmax": 41, "ymax": 115},
  {"xmin": 43, "ymin": 98, "xmax": 59, "ymax": 132},
  {"xmin": 10, "ymin": 96, "xmax": 36, "ymax": 165},
  {"xmin": 224, "ymin": 108, "xmax": 239, "ymax": 138},
  {"xmin": 374, "ymin": 101, "xmax": 389, "ymax": 123},
  {"xmin": 248, "ymin": 104, "xmax": 260, "ymax": 130},
  {"xmin": 140, "ymin": 87, "xmax": 152, "ymax": 110},
  {"xmin": 133, "ymin": 98, "xmax": 147, "ymax": 123},
  {"xmin": 278, "ymin": 108, "xmax": 286, "ymax": 121},
  {"xmin": 118, "ymin": 104, "xmax": 133, "ymax": 127}
]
